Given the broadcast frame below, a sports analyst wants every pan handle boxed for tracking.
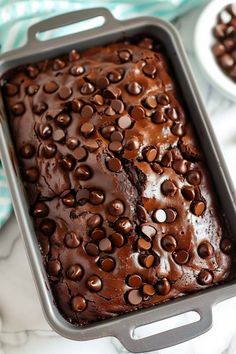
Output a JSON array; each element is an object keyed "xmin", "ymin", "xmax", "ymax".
[
  {"xmin": 116, "ymin": 304, "xmax": 213, "ymax": 353},
  {"xmin": 27, "ymin": 8, "xmax": 118, "ymax": 46}
]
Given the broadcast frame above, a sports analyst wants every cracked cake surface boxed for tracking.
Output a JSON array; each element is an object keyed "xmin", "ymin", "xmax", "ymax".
[{"xmin": 2, "ymin": 36, "xmax": 233, "ymax": 325}]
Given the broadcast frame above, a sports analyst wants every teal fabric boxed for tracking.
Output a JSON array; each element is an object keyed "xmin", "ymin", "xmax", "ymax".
[{"xmin": 0, "ymin": 0, "xmax": 207, "ymax": 226}]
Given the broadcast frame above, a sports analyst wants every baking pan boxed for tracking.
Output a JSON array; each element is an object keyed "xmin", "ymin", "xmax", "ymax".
[{"xmin": 0, "ymin": 8, "xmax": 236, "ymax": 353}]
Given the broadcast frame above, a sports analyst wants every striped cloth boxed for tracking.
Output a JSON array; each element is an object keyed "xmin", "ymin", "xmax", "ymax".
[{"xmin": 0, "ymin": 0, "xmax": 207, "ymax": 227}]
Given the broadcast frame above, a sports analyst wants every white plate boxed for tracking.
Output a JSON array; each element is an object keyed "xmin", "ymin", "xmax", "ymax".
[{"xmin": 194, "ymin": 0, "xmax": 236, "ymax": 101}]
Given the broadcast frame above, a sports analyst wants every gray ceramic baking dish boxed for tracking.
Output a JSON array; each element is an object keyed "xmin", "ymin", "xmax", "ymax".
[{"xmin": 0, "ymin": 8, "xmax": 236, "ymax": 353}]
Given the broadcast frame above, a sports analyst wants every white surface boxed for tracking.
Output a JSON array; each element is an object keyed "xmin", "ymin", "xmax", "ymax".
[
  {"xmin": 194, "ymin": 0, "xmax": 236, "ymax": 102},
  {"xmin": 1, "ymin": 4, "xmax": 236, "ymax": 354}
]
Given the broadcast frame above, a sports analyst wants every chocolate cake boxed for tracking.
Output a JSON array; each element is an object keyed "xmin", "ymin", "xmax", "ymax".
[{"xmin": 2, "ymin": 36, "xmax": 233, "ymax": 326}]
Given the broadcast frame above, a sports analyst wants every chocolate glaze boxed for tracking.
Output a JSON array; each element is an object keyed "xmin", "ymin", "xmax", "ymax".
[{"xmin": 2, "ymin": 36, "xmax": 233, "ymax": 326}]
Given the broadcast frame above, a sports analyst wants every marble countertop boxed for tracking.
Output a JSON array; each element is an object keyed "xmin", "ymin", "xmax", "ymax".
[{"xmin": 1, "ymin": 4, "xmax": 236, "ymax": 354}]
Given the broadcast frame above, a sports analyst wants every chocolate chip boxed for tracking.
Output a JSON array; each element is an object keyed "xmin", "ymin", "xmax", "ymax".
[
  {"xmin": 161, "ymin": 151, "xmax": 172, "ymax": 167},
  {"xmin": 165, "ymin": 208, "xmax": 177, "ymax": 223},
  {"xmin": 33, "ymin": 102, "xmax": 48, "ymax": 115},
  {"xmin": 87, "ymin": 275, "xmax": 102, "ymax": 292},
  {"xmin": 91, "ymin": 94, "xmax": 104, "ymax": 106},
  {"xmin": 53, "ymin": 129, "xmax": 65, "ymax": 142},
  {"xmin": 223, "ymin": 38, "xmax": 235, "ymax": 51},
  {"xmin": 91, "ymin": 228, "xmax": 106, "ymax": 241},
  {"xmin": 99, "ymin": 257, "xmax": 115, "ymax": 272},
  {"xmin": 80, "ymin": 82, "xmax": 95, "ymax": 94},
  {"xmin": 157, "ymin": 93, "xmax": 169, "ymax": 105},
  {"xmin": 38, "ymin": 124, "xmax": 52, "ymax": 139},
  {"xmin": 142, "ymin": 284, "xmax": 155, "ymax": 296},
  {"xmin": 42, "ymin": 143, "xmax": 57, "ymax": 158},
  {"xmin": 143, "ymin": 147, "xmax": 157, "ymax": 162},
  {"xmin": 127, "ymin": 82, "xmax": 142, "ymax": 95},
  {"xmin": 198, "ymin": 241, "xmax": 214, "ymax": 259},
  {"xmin": 80, "ymin": 122, "xmax": 95, "ymax": 138},
  {"xmin": 104, "ymin": 86, "xmax": 121, "ymax": 99},
  {"xmin": 71, "ymin": 99, "xmax": 82, "ymax": 112},
  {"xmin": 139, "ymin": 254, "xmax": 155, "ymax": 268},
  {"xmin": 125, "ymin": 137, "xmax": 140, "ymax": 152},
  {"xmin": 151, "ymin": 110, "xmax": 166, "ymax": 124},
  {"xmin": 141, "ymin": 224, "xmax": 156, "ymax": 238},
  {"xmin": 20, "ymin": 143, "xmax": 35, "ymax": 159},
  {"xmin": 191, "ymin": 200, "xmax": 206, "ymax": 216},
  {"xmin": 40, "ymin": 218, "xmax": 56, "ymax": 236},
  {"xmin": 111, "ymin": 99, "xmax": 124, "ymax": 114},
  {"xmin": 161, "ymin": 180, "xmax": 177, "ymax": 196},
  {"xmin": 74, "ymin": 164, "xmax": 92, "ymax": 180},
  {"xmin": 105, "ymin": 106, "xmax": 115, "ymax": 116},
  {"xmin": 219, "ymin": 54, "xmax": 234, "ymax": 70},
  {"xmin": 101, "ymin": 125, "xmax": 116, "ymax": 139},
  {"xmin": 58, "ymin": 86, "xmax": 72, "ymax": 100},
  {"xmin": 96, "ymin": 76, "xmax": 109, "ymax": 89},
  {"xmin": 197, "ymin": 270, "xmax": 213, "ymax": 286},
  {"xmin": 166, "ymin": 107, "xmax": 178, "ymax": 120},
  {"xmin": 67, "ymin": 264, "xmax": 83, "ymax": 280},
  {"xmin": 143, "ymin": 63, "xmax": 156, "ymax": 78},
  {"xmin": 55, "ymin": 113, "xmax": 71, "ymax": 128},
  {"xmin": 24, "ymin": 167, "xmax": 39, "ymax": 183},
  {"xmin": 60, "ymin": 154, "xmax": 76, "ymax": 171},
  {"xmin": 76, "ymin": 189, "xmax": 89, "ymax": 204},
  {"xmin": 108, "ymin": 199, "xmax": 125, "ymax": 216},
  {"xmin": 64, "ymin": 232, "xmax": 81, "ymax": 248},
  {"xmin": 108, "ymin": 133, "xmax": 122, "ymax": 145},
  {"xmin": 151, "ymin": 163, "xmax": 163, "ymax": 174},
  {"xmin": 47, "ymin": 260, "xmax": 61, "ymax": 277},
  {"xmin": 74, "ymin": 146, "xmax": 88, "ymax": 161},
  {"xmin": 118, "ymin": 49, "xmax": 132, "ymax": 62},
  {"xmin": 71, "ymin": 295, "xmax": 87, "ymax": 312},
  {"xmin": 152, "ymin": 209, "xmax": 166, "ymax": 223},
  {"xmin": 26, "ymin": 65, "xmax": 39, "ymax": 78},
  {"xmin": 171, "ymin": 123, "xmax": 185, "ymax": 136},
  {"xmin": 32, "ymin": 202, "xmax": 49, "ymax": 218},
  {"xmin": 85, "ymin": 242, "xmax": 99, "ymax": 256},
  {"xmin": 87, "ymin": 215, "xmax": 101, "ymax": 231},
  {"xmin": 84, "ymin": 139, "xmax": 100, "ymax": 152},
  {"xmin": 186, "ymin": 170, "xmax": 201, "ymax": 185},
  {"xmin": 214, "ymin": 24, "xmax": 226, "ymax": 39},
  {"xmin": 5, "ymin": 83, "xmax": 19, "ymax": 96},
  {"xmin": 137, "ymin": 238, "xmax": 151, "ymax": 251},
  {"xmin": 220, "ymin": 238, "xmax": 233, "ymax": 254},
  {"xmin": 110, "ymin": 233, "xmax": 124, "ymax": 248},
  {"xmin": 218, "ymin": 10, "xmax": 232, "ymax": 24},
  {"xmin": 70, "ymin": 65, "xmax": 84, "ymax": 76},
  {"xmin": 137, "ymin": 205, "xmax": 148, "ymax": 223},
  {"xmin": 89, "ymin": 189, "xmax": 105, "ymax": 205},
  {"xmin": 181, "ymin": 186, "xmax": 195, "ymax": 201},
  {"xmin": 143, "ymin": 96, "xmax": 157, "ymax": 109},
  {"xmin": 108, "ymin": 70, "xmax": 123, "ymax": 83},
  {"xmin": 127, "ymin": 289, "xmax": 142, "ymax": 305},
  {"xmin": 68, "ymin": 49, "xmax": 80, "ymax": 61},
  {"xmin": 173, "ymin": 249, "xmax": 189, "ymax": 265},
  {"xmin": 44, "ymin": 81, "xmax": 58, "ymax": 93},
  {"xmin": 99, "ymin": 238, "xmax": 112, "ymax": 252},
  {"xmin": 172, "ymin": 159, "xmax": 188, "ymax": 174},
  {"xmin": 117, "ymin": 114, "xmax": 132, "ymax": 130},
  {"xmin": 52, "ymin": 59, "xmax": 65, "ymax": 70},
  {"xmin": 26, "ymin": 84, "xmax": 39, "ymax": 96},
  {"xmin": 66, "ymin": 138, "xmax": 79, "ymax": 150},
  {"xmin": 127, "ymin": 274, "xmax": 142, "ymax": 288},
  {"xmin": 156, "ymin": 278, "xmax": 171, "ymax": 295},
  {"xmin": 130, "ymin": 105, "xmax": 145, "ymax": 119},
  {"xmin": 109, "ymin": 141, "xmax": 123, "ymax": 153},
  {"xmin": 115, "ymin": 217, "xmax": 133, "ymax": 235},
  {"xmin": 11, "ymin": 102, "xmax": 25, "ymax": 116},
  {"xmin": 107, "ymin": 157, "xmax": 122, "ymax": 172},
  {"xmin": 161, "ymin": 235, "xmax": 177, "ymax": 252},
  {"xmin": 62, "ymin": 193, "xmax": 75, "ymax": 207}
]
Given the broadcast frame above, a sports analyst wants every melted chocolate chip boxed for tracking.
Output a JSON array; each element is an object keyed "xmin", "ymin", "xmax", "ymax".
[
  {"xmin": 130, "ymin": 105, "xmax": 145, "ymax": 119},
  {"xmin": 55, "ymin": 113, "xmax": 71, "ymax": 128},
  {"xmin": 11, "ymin": 102, "xmax": 25, "ymax": 116},
  {"xmin": 80, "ymin": 122, "xmax": 95, "ymax": 138},
  {"xmin": 24, "ymin": 167, "xmax": 39, "ymax": 183},
  {"xmin": 191, "ymin": 200, "xmax": 206, "ymax": 216},
  {"xmin": 32, "ymin": 202, "xmax": 49, "ymax": 218},
  {"xmin": 44, "ymin": 81, "xmax": 58, "ymax": 93},
  {"xmin": 156, "ymin": 278, "xmax": 171, "ymax": 295},
  {"xmin": 197, "ymin": 270, "xmax": 213, "ymax": 286},
  {"xmin": 127, "ymin": 82, "xmax": 142, "ymax": 95},
  {"xmin": 58, "ymin": 86, "xmax": 72, "ymax": 100},
  {"xmin": 115, "ymin": 217, "xmax": 133, "ymax": 235},
  {"xmin": 47, "ymin": 260, "xmax": 61, "ymax": 277},
  {"xmin": 40, "ymin": 218, "xmax": 56, "ymax": 236},
  {"xmin": 85, "ymin": 242, "xmax": 99, "ymax": 256},
  {"xmin": 71, "ymin": 295, "xmax": 87, "ymax": 312},
  {"xmin": 87, "ymin": 275, "xmax": 102, "ymax": 292},
  {"xmin": 42, "ymin": 143, "xmax": 57, "ymax": 158},
  {"xmin": 127, "ymin": 274, "xmax": 142, "ymax": 288},
  {"xmin": 99, "ymin": 257, "xmax": 115, "ymax": 272},
  {"xmin": 220, "ymin": 238, "xmax": 233, "ymax": 254},
  {"xmin": 62, "ymin": 193, "xmax": 75, "ymax": 207},
  {"xmin": 161, "ymin": 235, "xmax": 177, "ymax": 252},
  {"xmin": 127, "ymin": 289, "xmax": 142, "ymax": 305},
  {"xmin": 161, "ymin": 180, "xmax": 177, "ymax": 196},
  {"xmin": 20, "ymin": 144, "xmax": 36, "ymax": 158},
  {"xmin": 198, "ymin": 241, "xmax": 214, "ymax": 259},
  {"xmin": 110, "ymin": 233, "xmax": 124, "ymax": 248},
  {"xmin": 107, "ymin": 158, "xmax": 122, "ymax": 172},
  {"xmin": 89, "ymin": 189, "xmax": 105, "ymax": 205},
  {"xmin": 67, "ymin": 264, "xmax": 83, "ymax": 280},
  {"xmin": 108, "ymin": 199, "xmax": 125, "ymax": 216},
  {"xmin": 173, "ymin": 249, "xmax": 189, "ymax": 265}
]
